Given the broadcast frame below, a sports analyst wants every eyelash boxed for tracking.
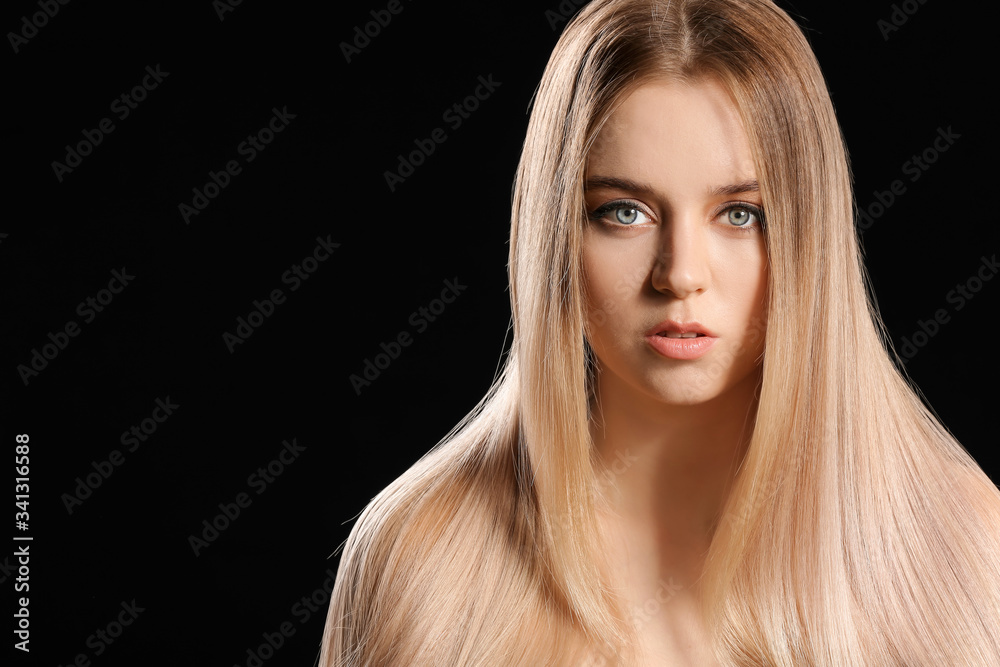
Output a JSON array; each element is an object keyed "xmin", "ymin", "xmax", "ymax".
[
  {"xmin": 719, "ymin": 202, "xmax": 766, "ymax": 233},
  {"xmin": 588, "ymin": 199, "xmax": 766, "ymax": 233}
]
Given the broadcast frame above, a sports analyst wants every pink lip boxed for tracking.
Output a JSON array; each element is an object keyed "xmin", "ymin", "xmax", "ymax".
[
  {"xmin": 645, "ymin": 320, "xmax": 717, "ymax": 360},
  {"xmin": 646, "ymin": 320, "xmax": 716, "ymax": 337}
]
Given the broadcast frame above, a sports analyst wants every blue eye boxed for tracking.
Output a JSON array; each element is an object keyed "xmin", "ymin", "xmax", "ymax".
[
  {"xmin": 589, "ymin": 200, "xmax": 651, "ymax": 227},
  {"xmin": 728, "ymin": 208, "xmax": 751, "ymax": 226},
  {"xmin": 721, "ymin": 204, "xmax": 764, "ymax": 230},
  {"xmin": 615, "ymin": 207, "xmax": 641, "ymax": 224}
]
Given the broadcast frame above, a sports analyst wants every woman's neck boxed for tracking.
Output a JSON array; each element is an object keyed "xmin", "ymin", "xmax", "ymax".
[{"xmin": 589, "ymin": 368, "xmax": 761, "ymax": 584}]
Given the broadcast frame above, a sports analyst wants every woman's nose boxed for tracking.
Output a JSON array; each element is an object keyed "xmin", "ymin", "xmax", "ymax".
[{"xmin": 650, "ymin": 215, "xmax": 710, "ymax": 299}]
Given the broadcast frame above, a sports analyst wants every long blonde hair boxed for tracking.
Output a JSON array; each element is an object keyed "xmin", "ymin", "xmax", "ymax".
[{"xmin": 321, "ymin": 1, "xmax": 1000, "ymax": 664}]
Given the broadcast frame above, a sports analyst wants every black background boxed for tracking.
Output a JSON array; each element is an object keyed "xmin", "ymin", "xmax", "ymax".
[{"xmin": 3, "ymin": 0, "xmax": 997, "ymax": 665}]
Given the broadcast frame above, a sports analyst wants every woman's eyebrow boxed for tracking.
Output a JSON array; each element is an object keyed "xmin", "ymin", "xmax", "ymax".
[
  {"xmin": 583, "ymin": 176, "xmax": 655, "ymax": 194},
  {"xmin": 708, "ymin": 179, "xmax": 759, "ymax": 196},
  {"xmin": 583, "ymin": 176, "xmax": 760, "ymax": 198}
]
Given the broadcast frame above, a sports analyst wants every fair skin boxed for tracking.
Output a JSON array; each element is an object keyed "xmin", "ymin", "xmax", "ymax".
[{"xmin": 582, "ymin": 77, "xmax": 768, "ymax": 665}]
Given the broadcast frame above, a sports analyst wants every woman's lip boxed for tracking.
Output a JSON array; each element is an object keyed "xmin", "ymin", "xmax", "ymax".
[
  {"xmin": 645, "ymin": 333, "xmax": 717, "ymax": 360},
  {"xmin": 645, "ymin": 320, "xmax": 716, "ymax": 337}
]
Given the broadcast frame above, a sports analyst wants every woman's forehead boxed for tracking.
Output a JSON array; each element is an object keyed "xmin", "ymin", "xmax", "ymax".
[{"xmin": 586, "ymin": 78, "xmax": 756, "ymax": 196}]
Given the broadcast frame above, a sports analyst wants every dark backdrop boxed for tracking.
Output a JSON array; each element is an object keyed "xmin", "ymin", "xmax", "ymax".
[{"xmin": 3, "ymin": 0, "xmax": 997, "ymax": 664}]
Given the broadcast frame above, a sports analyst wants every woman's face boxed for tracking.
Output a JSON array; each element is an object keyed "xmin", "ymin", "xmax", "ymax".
[{"xmin": 582, "ymin": 77, "xmax": 768, "ymax": 406}]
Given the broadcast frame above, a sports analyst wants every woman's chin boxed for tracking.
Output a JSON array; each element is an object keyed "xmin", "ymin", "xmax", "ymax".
[{"xmin": 639, "ymin": 367, "xmax": 762, "ymax": 408}]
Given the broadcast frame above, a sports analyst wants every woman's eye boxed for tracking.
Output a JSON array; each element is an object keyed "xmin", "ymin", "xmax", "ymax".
[
  {"xmin": 590, "ymin": 202, "xmax": 651, "ymax": 226},
  {"xmin": 614, "ymin": 206, "xmax": 643, "ymax": 225},
  {"xmin": 722, "ymin": 204, "xmax": 764, "ymax": 229}
]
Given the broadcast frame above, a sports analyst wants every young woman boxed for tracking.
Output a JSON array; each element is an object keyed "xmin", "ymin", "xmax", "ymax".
[{"xmin": 321, "ymin": 0, "xmax": 1000, "ymax": 664}]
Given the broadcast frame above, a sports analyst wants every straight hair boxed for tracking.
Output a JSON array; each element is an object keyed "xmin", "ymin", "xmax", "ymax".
[{"xmin": 321, "ymin": 1, "xmax": 1000, "ymax": 663}]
